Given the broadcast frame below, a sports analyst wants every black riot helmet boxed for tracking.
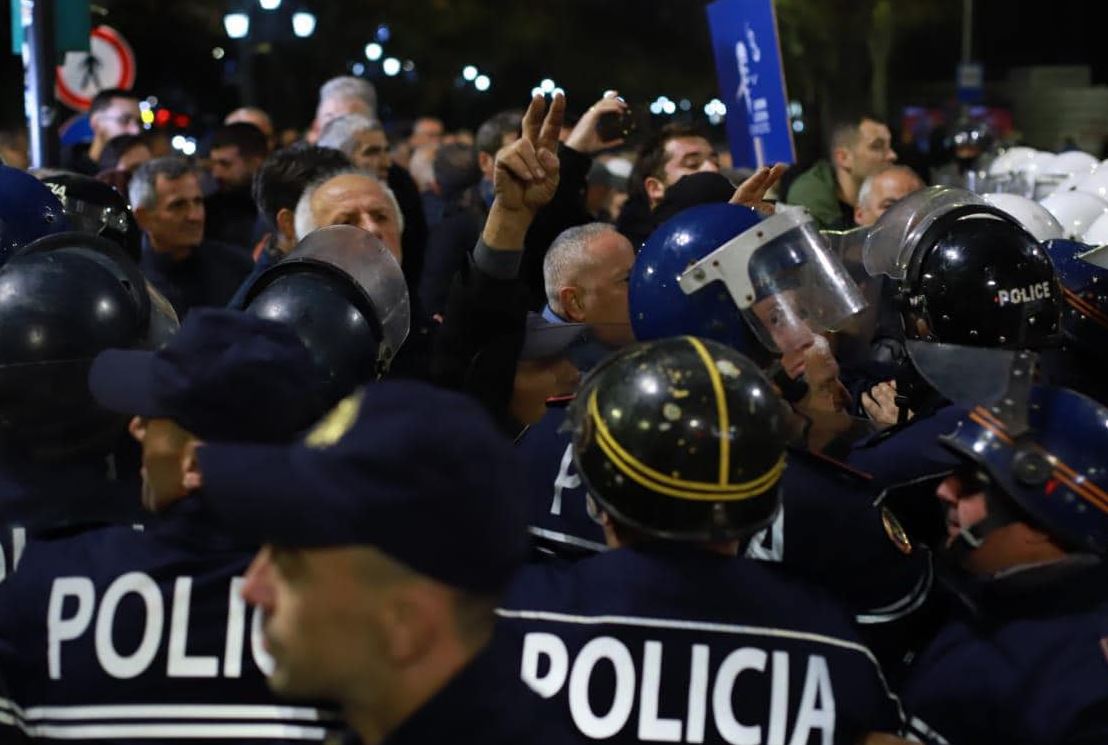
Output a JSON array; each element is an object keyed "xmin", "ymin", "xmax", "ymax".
[
  {"xmin": 36, "ymin": 170, "xmax": 143, "ymax": 263},
  {"xmin": 238, "ymin": 225, "xmax": 410, "ymax": 406},
  {"xmin": 567, "ymin": 336, "xmax": 790, "ymax": 543},
  {"xmin": 0, "ymin": 232, "xmax": 178, "ymax": 460},
  {"xmin": 863, "ymin": 186, "xmax": 1061, "ymax": 350}
]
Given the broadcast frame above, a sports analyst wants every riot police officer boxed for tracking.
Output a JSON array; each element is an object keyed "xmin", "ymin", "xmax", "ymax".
[
  {"xmin": 35, "ymin": 170, "xmax": 144, "ymax": 262},
  {"xmin": 497, "ymin": 337, "xmax": 905, "ymax": 743},
  {"xmin": 236, "ymin": 224, "xmax": 411, "ymax": 405},
  {"xmin": 0, "ymin": 231, "xmax": 174, "ymax": 537},
  {"xmin": 0, "ymin": 307, "xmax": 346, "ymax": 742},
  {"xmin": 0, "ymin": 164, "xmax": 70, "ymax": 264},
  {"xmin": 838, "ymin": 186, "xmax": 1064, "ymax": 489},
  {"xmin": 856, "ymin": 185, "xmax": 1060, "ymax": 418},
  {"xmin": 526, "ymin": 203, "xmax": 932, "ymax": 657},
  {"xmin": 1040, "ymin": 240, "xmax": 1108, "ymax": 404},
  {"xmin": 884, "ymin": 360, "xmax": 1108, "ymax": 744}
]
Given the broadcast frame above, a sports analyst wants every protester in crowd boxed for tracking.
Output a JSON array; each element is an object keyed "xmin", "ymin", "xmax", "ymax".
[
  {"xmin": 61, "ymin": 88, "xmax": 143, "ymax": 175},
  {"xmin": 616, "ymin": 122, "xmax": 721, "ymax": 247},
  {"xmin": 229, "ymin": 143, "xmax": 352, "ymax": 306},
  {"xmin": 419, "ymin": 143, "xmax": 484, "ymax": 315},
  {"xmin": 786, "ymin": 111, "xmax": 897, "ymax": 229},
  {"xmin": 293, "ymin": 168, "xmax": 403, "ymax": 261},
  {"xmin": 225, "ymin": 106, "xmax": 276, "ymax": 151},
  {"xmin": 855, "ymin": 164, "xmax": 926, "ymax": 227},
  {"xmin": 408, "ymin": 143, "xmax": 438, "ymax": 194},
  {"xmin": 306, "ymin": 75, "xmax": 377, "ymax": 144},
  {"xmin": 97, "ymin": 133, "xmax": 154, "ymax": 174},
  {"xmin": 409, "ymin": 116, "xmax": 445, "ymax": 150},
  {"xmin": 204, "ymin": 122, "xmax": 269, "ymax": 250},
  {"xmin": 317, "ymin": 114, "xmax": 390, "ymax": 180},
  {"xmin": 131, "ymin": 156, "xmax": 252, "ymax": 315},
  {"xmin": 432, "ymin": 93, "xmax": 584, "ymax": 435},
  {"xmin": 316, "ymin": 114, "xmax": 428, "ymax": 302}
]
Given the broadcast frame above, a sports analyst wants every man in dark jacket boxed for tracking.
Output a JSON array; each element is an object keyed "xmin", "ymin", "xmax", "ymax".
[{"xmin": 131, "ymin": 157, "xmax": 252, "ymax": 317}]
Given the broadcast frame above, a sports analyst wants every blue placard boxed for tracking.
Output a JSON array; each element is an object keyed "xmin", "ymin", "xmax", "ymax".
[{"xmin": 706, "ymin": 0, "xmax": 795, "ymax": 168}]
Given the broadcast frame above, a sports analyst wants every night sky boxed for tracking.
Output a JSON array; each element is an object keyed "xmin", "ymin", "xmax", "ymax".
[{"xmin": 1, "ymin": 1, "xmax": 1102, "ymax": 142}]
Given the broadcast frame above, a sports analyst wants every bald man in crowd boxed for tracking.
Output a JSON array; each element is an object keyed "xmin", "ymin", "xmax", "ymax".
[{"xmin": 854, "ymin": 165, "xmax": 925, "ymax": 227}]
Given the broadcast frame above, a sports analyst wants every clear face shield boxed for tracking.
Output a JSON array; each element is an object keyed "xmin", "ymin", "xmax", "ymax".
[
  {"xmin": 283, "ymin": 225, "xmax": 411, "ymax": 368},
  {"xmin": 862, "ymin": 185, "xmax": 989, "ymax": 280},
  {"xmin": 677, "ymin": 207, "xmax": 867, "ymax": 361},
  {"xmin": 144, "ymin": 282, "xmax": 180, "ymax": 348}
]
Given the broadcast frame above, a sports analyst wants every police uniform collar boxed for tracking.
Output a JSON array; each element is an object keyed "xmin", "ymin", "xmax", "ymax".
[
  {"xmin": 381, "ymin": 641, "xmax": 550, "ymax": 745},
  {"xmin": 944, "ymin": 554, "xmax": 1107, "ymax": 620},
  {"xmin": 148, "ymin": 497, "xmax": 258, "ymax": 553},
  {"xmin": 625, "ymin": 540, "xmax": 738, "ymax": 562}
]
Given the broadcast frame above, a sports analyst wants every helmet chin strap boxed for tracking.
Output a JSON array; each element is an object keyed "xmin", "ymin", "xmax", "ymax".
[{"xmin": 944, "ymin": 488, "xmax": 1023, "ymax": 566}]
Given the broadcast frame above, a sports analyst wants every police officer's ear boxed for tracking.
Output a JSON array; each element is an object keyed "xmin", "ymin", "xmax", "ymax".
[
  {"xmin": 128, "ymin": 416, "xmax": 147, "ymax": 443},
  {"xmin": 182, "ymin": 440, "xmax": 202, "ymax": 492},
  {"xmin": 275, "ymin": 207, "xmax": 297, "ymax": 245},
  {"xmin": 378, "ymin": 582, "xmax": 446, "ymax": 664}
]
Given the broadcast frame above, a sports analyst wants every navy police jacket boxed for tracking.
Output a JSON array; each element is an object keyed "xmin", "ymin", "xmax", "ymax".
[
  {"xmin": 495, "ymin": 544, "xmax": 904, "ymax": 744},
  {"xmin": 0, "ymin": 503, "xmax": 339, "ymax": 743},
  {"xmin": 845, "ymin": 405, "xmax": 965, "ymax": 490},
  {"xmin": 903, "ymin": 559, "xmax": 1108, "ymax": 745},
  {"xmin": 378, "ymin": 638, "xmax": 582, "ymax": 745},
  {"xmin": 2, "ymin": 447, "xmax": 145, "ymax": 573},
  {"xmin": 518, "ymin": 408, "xmax": 932, "ymax": 625}
]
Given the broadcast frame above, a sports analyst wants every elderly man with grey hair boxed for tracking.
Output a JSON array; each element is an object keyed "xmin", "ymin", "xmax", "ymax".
[
  {"xmin": 307, "ymin": 75, "xmax": 377, "ymax": 144},
  {"xmin": 853, "ymin": 164, "xmax": 924, "ymax": 227},
  {"xmin": 317, "ymin": 114, "xmax": 390, "ymax": 181},
  {"xmin": 541, "ymin": 221, "xmax": 636, "ymax": 369},
  {"xmin": 130, "ymin": 156, "xmax": 252, "ymax": 316},
  {"xmin": 315, "ymin": 111, "xmax": 429, "ymax": 303},
  {"xmin": 293, "ymin": 167, "xmax": 404, "ymax": 261}
]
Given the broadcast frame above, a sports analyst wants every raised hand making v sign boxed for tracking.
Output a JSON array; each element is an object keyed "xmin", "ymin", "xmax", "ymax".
[{"xmin": 482, "ymin": 92, "xmax": 566, "ymax": 250}]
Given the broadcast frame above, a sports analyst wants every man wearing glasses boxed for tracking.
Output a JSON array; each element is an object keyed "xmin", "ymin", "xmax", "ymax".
[{"xmin": 62, "ymin": 88, "xmax": 143, "ymax": 175}]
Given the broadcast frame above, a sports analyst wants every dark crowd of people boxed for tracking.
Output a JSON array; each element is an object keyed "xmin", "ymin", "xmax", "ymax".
[{"xmin": 1, "ymin": 72, "xmax": 1107, "ymax": 745}]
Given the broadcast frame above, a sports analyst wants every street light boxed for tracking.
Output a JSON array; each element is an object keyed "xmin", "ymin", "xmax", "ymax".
[
  {"xmin": 474, "ymin": 74, "xmax": 490, "ymax": 92},
  {"xmin": 382, "ymin": 57, "xmax": 401, "ymax": 76},
  {"xmin": 223, "ymin": 12, "xmax": 250, "ymax": 39},
  {"xmin": 365, "ymin": 43, "xmax": 383, "ymax": 61},
  {"xmin": 291, "ymin": 11, "xmax": 316, "ymax": 38},
  {"xmin": 462, "ymin": 65, "xmax": 478, "ymax": 81}
]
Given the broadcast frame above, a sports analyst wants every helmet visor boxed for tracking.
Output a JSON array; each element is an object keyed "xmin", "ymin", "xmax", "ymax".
[
  {"xmin": 862, "ymin": 186, "xmax": 988, "ymax": 279},
  {"xmin": 144, "ymin": 281, "xmax": 180, "ymax": 348},
  {"xmin": 283, "ymin": 225, "xmax": 410, "ymax": 362},
  {"xmin": 1079, "ymin": 244, "xmax": 1108, "ymax": 270},
  {"xmin": 678, "ymin": 208, "xmax": 866, "ymax": 356}
]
